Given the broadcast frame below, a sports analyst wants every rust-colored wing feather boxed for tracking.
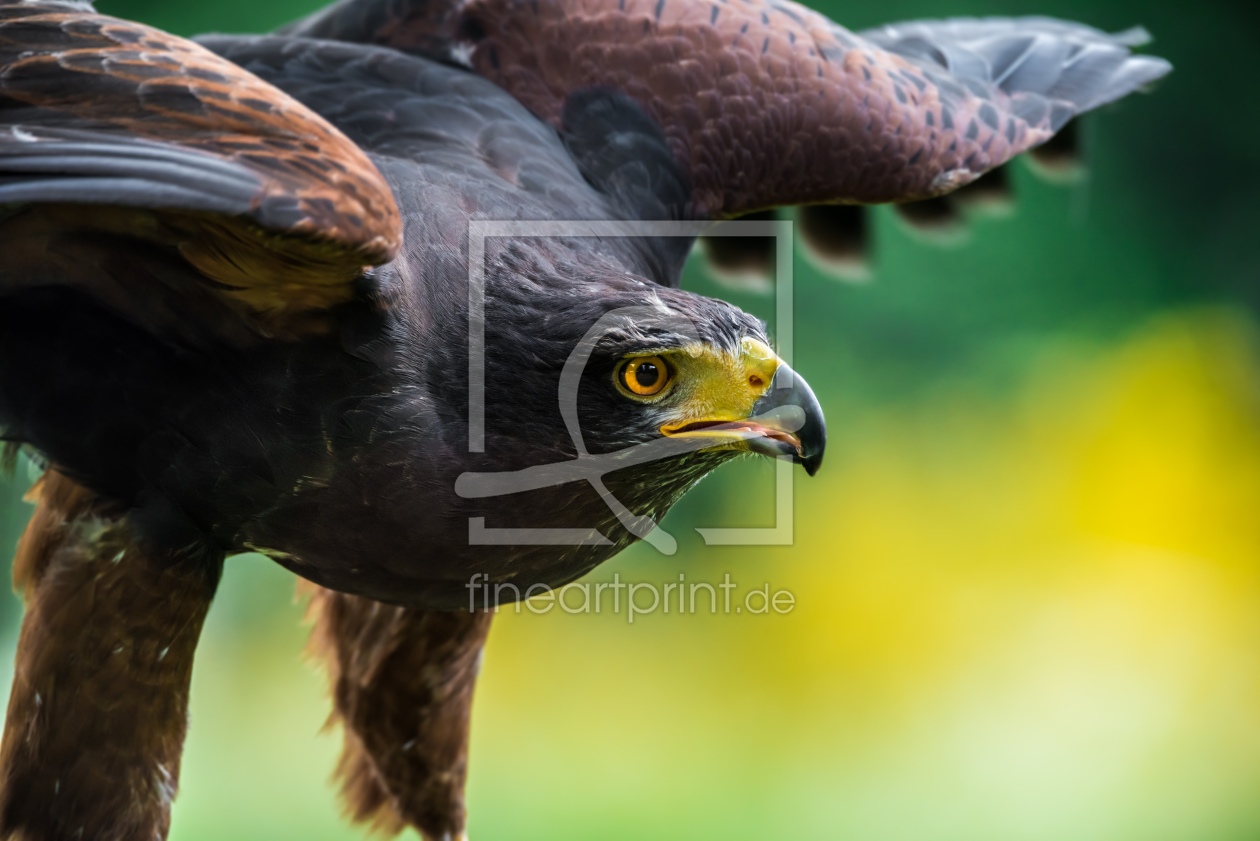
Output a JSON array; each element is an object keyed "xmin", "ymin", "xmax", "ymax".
[
  {"xmin": 0, "ymin": 1, "xmax": 402, "ymax": 330},
  {"xmin": 286, "ymin": 0, "xmax": 1169, "ymax": 219}
]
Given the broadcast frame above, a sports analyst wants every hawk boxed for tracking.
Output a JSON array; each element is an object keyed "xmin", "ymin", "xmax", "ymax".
[{"xmin": 0, "ymin": 0, "xmax": 1168, "ymax": 838}]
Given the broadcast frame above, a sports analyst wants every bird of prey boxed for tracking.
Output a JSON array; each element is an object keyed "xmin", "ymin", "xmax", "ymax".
[{"xmin": 0, "ymin": 0, "xmax": 1168, "ymax": 837}]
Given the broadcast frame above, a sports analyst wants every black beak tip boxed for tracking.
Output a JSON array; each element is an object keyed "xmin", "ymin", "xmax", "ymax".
[{"xmin": 752, "ymin": 362, "xmax": 827, "ymax": 477}]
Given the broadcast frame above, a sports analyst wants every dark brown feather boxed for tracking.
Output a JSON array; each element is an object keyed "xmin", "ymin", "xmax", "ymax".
[
  {"xmin": 0, "ymin": 472, "xmax": 221, "ymax": 841},
  {"xmin": 303, "ymin": 583, "xmax": 493, "ymax": 841}
]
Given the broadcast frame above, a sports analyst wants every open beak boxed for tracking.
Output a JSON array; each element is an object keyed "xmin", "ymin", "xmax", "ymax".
[
  {"xmin": 661, "ymin": 363, "xmax": 827, "ymax": 476},
  {"xmin": 746, "ymin": 363, "xmax": 827, "ymax": 475}
]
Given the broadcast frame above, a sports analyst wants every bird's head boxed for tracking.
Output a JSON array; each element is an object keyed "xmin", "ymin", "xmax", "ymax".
[
  {"xmin": 244, "ymin": 260, "xmax": 828, "ymax": 607},
  {"xmin": 568, "ymin": 305, "xmax": 827, "ymax": 477},
  {"xmin": 468, "ymin": 269, "xmax": 826, "ymax": 501},
  {"xmin": 335, "ymin": 263, "xmax": 831, "ymax": 606}
]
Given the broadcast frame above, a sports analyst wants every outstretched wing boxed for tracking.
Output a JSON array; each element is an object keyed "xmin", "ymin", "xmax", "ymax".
[
  {"xmin": 198, "ymin": 33, "xmax": 688, "ymax": 287},
  {"xmin": 0, "ymin": 0, "xmax": 402, "ymax": 337},
  {"xmin": 283, "ymin": 0, "xmax": 1170, "ymax": 220}
]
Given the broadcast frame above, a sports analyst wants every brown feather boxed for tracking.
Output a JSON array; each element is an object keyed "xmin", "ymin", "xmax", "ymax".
[
  {"xmin": 0, "ymin": 2, "xmax": 403, "ymax": 335},
  {"xmin": 324, "ymin": 0, "xmax": 1055, "ymax": 217},
  {"xmin": 0, "ymin": 472, "xmax": 221, "ymax": 841},
  {"xmin": 302, "ymin": 582, "xmax": 493, "ymax": 841}
]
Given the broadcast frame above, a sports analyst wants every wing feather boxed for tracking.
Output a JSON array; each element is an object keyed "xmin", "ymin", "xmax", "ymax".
[
  {"xmin": 0, "ymin": 1, "xmax": 403, "ymax": 334},
  {"xmin": 284, "ymin": 0, "xmax": 1170, "ymax": 219}
]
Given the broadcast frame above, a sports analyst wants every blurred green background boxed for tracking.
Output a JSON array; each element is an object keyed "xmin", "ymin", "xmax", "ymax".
[{"xmin": 4, "ymin": 0, "xmax": 1260, "ymax": 838}]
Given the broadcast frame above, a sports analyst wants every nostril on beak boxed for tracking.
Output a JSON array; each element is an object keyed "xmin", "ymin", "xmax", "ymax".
[{"xmin": 749, "ymin": 363, "xmax": 827, "ymax": 476}]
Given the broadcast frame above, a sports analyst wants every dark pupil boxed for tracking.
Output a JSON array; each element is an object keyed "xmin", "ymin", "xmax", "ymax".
[{"xmin": 634, "ymin": 362, "xmax": 660, "ymax": 388}]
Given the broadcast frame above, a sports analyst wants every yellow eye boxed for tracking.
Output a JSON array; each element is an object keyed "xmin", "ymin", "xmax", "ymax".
[{"xmin": 620, "ymin": 356, "xmax": 671, "ymax": 397}]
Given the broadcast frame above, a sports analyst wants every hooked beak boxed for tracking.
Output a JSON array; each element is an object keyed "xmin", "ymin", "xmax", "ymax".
[
  {"xmin": 744, "ymin": 363, "xmax": 827, "ymax": 476},
  {"xmin": 660, "ymin": 363, "xmax": 827, "ymax": 476}
]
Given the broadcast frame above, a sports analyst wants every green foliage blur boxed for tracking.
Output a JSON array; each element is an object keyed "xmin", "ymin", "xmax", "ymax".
[{"xmin": 3, "ymin": 0, "xmax": 1260, "ymax": 839}]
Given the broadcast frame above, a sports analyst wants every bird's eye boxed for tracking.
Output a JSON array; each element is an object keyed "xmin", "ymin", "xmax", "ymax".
[{"xmin": 619, "ymin": 356, "xmax": 671, "ymax": 397}]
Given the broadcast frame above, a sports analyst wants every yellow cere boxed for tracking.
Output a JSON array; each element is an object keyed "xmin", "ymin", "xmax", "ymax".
[{"xmin": 638, "ymin": 336, "xmax": 783, "ymax": 440}]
